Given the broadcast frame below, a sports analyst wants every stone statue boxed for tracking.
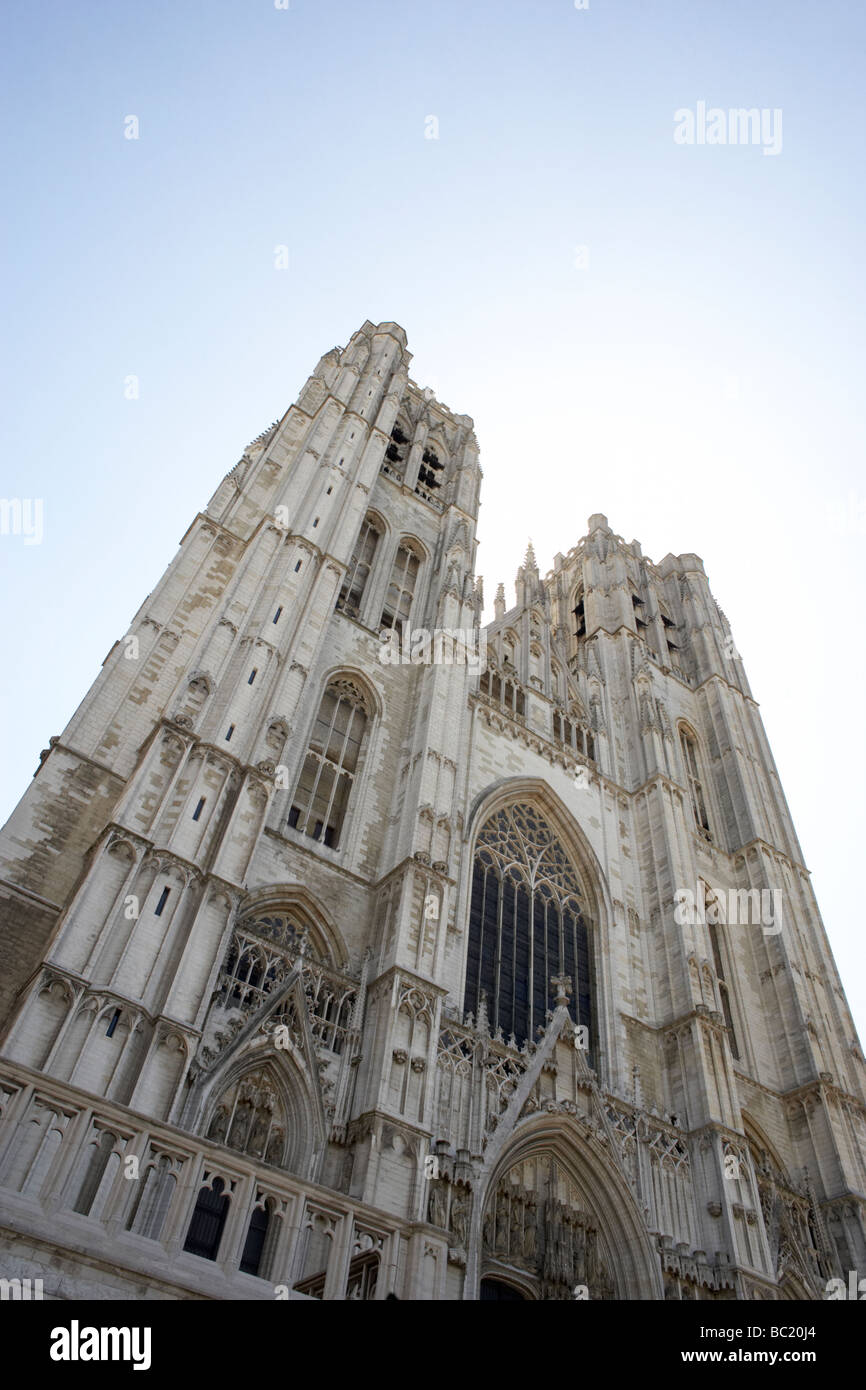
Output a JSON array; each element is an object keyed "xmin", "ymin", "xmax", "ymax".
[
  {"xmin": 428, "ymin": 1179, "xmax": 449, "ymax": 1229},
  {"xmin": 522, "ymin": 1193, "xmax": 537, "ymax": 1261},
  {"xmin": 483, "ymin": 1205, "xmax": 494, "ymax": 1252},
  {"xmin": 496, "ymin": 1188, "xmax": 510, "ymax": 1253},
  {"xmin": 510, "ymin": 1191, "xmax": 524, "ymax": 1256},
  {"xmin": 451, "ymin": 1186, "xmax": 470, "ymax": 1249},
  {"xmin": 207, "ymin": 1106, "xmax": 228, "ymax": 1144}
]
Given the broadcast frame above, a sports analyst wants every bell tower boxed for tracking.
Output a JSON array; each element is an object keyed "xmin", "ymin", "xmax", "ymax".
[{"xmin": 0, "ymin": 327, "xmax": 862, "ymax": 1303}]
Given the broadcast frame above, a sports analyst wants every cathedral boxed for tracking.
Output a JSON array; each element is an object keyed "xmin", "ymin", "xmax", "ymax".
[{"xmin": 0, "ymin": 319, "xmax": 863, "ymax": 1301}]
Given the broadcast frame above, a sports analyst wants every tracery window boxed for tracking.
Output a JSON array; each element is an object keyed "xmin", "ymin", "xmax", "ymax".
[
  {"xmin": 215, "ymin": 912, "xmax": 358, "ymax": 1055},
  {"xmin": 464, "ymin": 803, "xmax": 593, "ymax": 1053},
  {"xmin": 680, "ymin": 729, "xmax": 711, "ymax": 840},
  {"xmin": 336, "ymin": 516, "xmax": 381, "ymax": 619},
  {"xmin": 288, "ymin": 680, "xmax": 369, "ymax": 848},
  {"xmin": 380, "ymin": 543, "xmax": 420, "ymax": 633}
]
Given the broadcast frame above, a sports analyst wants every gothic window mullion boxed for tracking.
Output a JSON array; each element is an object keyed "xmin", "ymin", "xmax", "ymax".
[
  {"xmin": 510, "ymin": 879, "xmax": 518, "ymax": 1040},
  {"xmin": 259, "ymin": 1110, "xmax": 275, "ymax": 1162},
  {"xmin": 300, "ymin": 751, "xmax": 327, "ymax": 837},
  {"xmin": 320, "ymin": 704, "xmax": 355, "ymax": 841},
  {"xmin": 493, "ymin": 872, "xmax": 510, "ymax": 1036},
  {"xmin": 546, "ymin": 899, "xmax": 555, "ymax": 1017},
  {"xmin": 567, "ymin": 908, "xmax": 579, "ymax": 1027},
  {"xmin": 225, "ymin": 1092, "xmax": 242, "ymax": 1146},
  {"xmin": 394, "ymin": 549, "xmax": 411, "ymax": 622},
  {"xmin": 528, "ymin": 888, "xmax": 535, "ymax": 1042},
  {"xmin": 479, "ymin": 865, "xmax": 489, "ymax": 1019}
]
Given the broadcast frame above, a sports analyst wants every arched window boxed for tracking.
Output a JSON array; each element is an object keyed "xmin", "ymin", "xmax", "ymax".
[
  {"xmin": 573, "ymin": 588, "xmax": 586, "ymax": 643},
  {"xmin": 213, "ymin": 911, "xmax": 358, "ymax": 1060},
  {"xmin": 380, "ymin": 543, "xmax": 420, "ymax": 633},
  {"xmin": 464, "ymin": 802, "xmax": 593, "ymax": 1053},
  {"xmin": 384, "ymin": 419, "xmax": 410, "ymax": 475},
  {"xmin": 240, "ymin": 1196, "xmax": 280, "ymax": 1278},
  {"xmin": 680, "ymin": 728, "xmax": 711, "ymax": 840},
  {"xmin": 183, "ymin": 1175, "xmax": 230, "ymax": 1261},
  {"xmin": 706, "ymin": 915, "xmax": 740, "ymax": 1060},
  {"xmin": 337, "ymin": 516, "xmax": 381, "ymax": 619},
  {"xmin": 417, "ymin": 441, "xmax": 444, "ymax": 493},
  {"xmin": 288, "ymin": 680, "xmax": 369, "ymax": 848}
]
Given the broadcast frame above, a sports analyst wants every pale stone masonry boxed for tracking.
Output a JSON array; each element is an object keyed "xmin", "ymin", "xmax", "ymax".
[{"xmin": 0, "ymin": 319, "xmax": 863, "ymax": 1301}]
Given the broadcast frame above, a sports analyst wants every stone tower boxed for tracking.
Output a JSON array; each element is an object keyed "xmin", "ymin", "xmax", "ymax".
[{"xmin": 0, "ymin": 320, "xmax": 863, "ymax": 1301}]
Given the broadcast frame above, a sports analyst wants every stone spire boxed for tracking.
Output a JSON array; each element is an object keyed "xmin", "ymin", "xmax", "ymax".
[
  {"xmin": 493, "ymin": 582, "xmax": 506, "ymax": 619},
  {"xmin": 516, "ymin": 539, "xmax": 543, "ymax": 608}
]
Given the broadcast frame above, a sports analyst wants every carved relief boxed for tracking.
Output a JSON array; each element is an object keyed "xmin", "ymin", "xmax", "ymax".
[{"xmin": 481, "ymin": 1155, "xmax": 615, "ymax": 1300}]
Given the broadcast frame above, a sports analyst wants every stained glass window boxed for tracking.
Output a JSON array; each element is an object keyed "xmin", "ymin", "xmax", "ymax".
[{"xmin": 463, "ymin": 803, "xmax": 593, "ymax": 1054}]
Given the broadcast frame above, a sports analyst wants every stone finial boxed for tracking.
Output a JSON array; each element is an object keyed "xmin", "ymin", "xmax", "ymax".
[
  {"xmin": 550, "ymin": 975, "xmax": 572, "ymax": 1007},
  {"xmin": 523, "ymin": 539, "xmax": 538, "ymax": 572},
  {"xmin": 477, "ymin": 992, "xmax": 490, "ymax": 1038},
  {"xmin": 494, "ymin": 582, "xmax": 506, "ymax": 619}
]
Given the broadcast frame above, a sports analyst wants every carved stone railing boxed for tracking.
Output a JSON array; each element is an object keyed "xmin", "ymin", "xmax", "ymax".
[{"xmin": 0, "ymin": 1061, "xmax": 432, "ymax": 1301}]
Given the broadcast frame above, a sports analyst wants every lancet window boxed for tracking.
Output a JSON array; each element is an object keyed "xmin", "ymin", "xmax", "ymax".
[
  {"xmin": 336, "ymin": 516, "xmax": 381, "ymax": 619},
  {"xmin": 289, "ymin": 680, "xmax": 369, "ymax": 848},
  {"xmin": 380, "ymin": 543, "xmax": 420, "ymax": 633},
  {"xmin": 680, "ymin": 728, "xmax": 711, "ymax": 840}
]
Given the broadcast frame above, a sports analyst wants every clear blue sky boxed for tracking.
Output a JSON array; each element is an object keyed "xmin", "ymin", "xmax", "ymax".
[{"xmin": 2, "ymin": 1, "xmax": 864, "ymax": 1040}]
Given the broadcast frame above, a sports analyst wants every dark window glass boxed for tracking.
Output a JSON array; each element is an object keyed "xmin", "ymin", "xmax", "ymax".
[
  {"xmin": 463, "ymin": 803, "xmax": 593, "ymax": 1056},
  {"xmin": 183, "ymin": 1178, "xmax": 229, "ymax": 1261},
  {"xmin": 240, "ymin": 1204, "xmax": 270, "ymax": 1276}
]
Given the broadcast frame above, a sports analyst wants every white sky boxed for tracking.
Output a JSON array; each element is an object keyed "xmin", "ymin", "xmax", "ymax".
[{"xmin": 1, "ymin": 0, "xmax": 864, "ymax": 1042}]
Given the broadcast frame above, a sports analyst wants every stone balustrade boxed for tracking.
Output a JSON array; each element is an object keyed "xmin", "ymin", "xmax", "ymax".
[{"xmin": 0, "ymin": 1060, "xmax": 446, "ymax": 1301}]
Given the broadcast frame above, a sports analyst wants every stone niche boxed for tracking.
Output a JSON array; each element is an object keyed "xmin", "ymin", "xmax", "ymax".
[{"xmin": 481, "ymin": 1153, "xmax": 615, "ymax": 1301}]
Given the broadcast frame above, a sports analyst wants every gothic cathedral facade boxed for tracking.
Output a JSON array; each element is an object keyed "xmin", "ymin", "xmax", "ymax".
[{"xmin": 0, "ymin": 320, "xmax": 863, "ymax": 1301}]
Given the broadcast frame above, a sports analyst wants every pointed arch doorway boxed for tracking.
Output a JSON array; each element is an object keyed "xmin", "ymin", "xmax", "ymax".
[{"xmin": 480, "ymin": 1277, "xmax": 532, "ymax": 1301}]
